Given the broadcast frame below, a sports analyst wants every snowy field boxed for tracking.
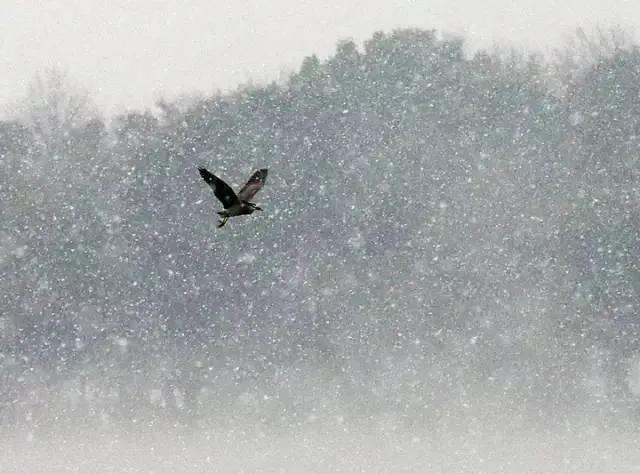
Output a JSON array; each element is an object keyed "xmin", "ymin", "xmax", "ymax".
[{"xmin": 2, "ymin": 425, "xmax": 640, "ymax": 473}]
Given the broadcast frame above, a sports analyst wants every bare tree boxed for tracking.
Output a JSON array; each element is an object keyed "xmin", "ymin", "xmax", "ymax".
[
  {"xmin": 552, "ymin": 25, "xmax": 636, "ymax": 96},
  {"xmin": 20, "ymin": 68, "xmax": 98, "ymax": 157}
]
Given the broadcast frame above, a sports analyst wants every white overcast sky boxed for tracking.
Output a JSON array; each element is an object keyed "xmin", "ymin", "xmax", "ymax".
[{"xmin": 1, "ymin": 0, "xmax": 637, "ymax": 115}]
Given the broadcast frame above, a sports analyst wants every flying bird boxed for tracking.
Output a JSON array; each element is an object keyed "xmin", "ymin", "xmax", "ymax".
[{"xmin": 198, "ymin": 167, "xmax": 268, "ymax": 228}]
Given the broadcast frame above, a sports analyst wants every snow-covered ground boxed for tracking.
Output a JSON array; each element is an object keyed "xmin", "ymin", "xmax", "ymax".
[{"xmin": 2, "ymin": 425, "xmax": 639, "ymax": 473}]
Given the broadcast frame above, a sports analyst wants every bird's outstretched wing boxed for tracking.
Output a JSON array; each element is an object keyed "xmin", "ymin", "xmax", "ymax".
[
  {"xmin": 237, "ymin": 169, "xmax": 268, "ymax": 202},
  {"xmin": 198, "ymin": 167, "xmax": 240, "ymax": 209}
]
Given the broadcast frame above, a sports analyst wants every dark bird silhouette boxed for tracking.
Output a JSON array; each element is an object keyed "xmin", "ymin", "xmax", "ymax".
[{"xmin": 198, "ymin": 167, "xmax": 268, "ymax": 228}]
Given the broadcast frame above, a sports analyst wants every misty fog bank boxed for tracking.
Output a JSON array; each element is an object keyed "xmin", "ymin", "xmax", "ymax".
[{"xmin": 2, "ymin": 423, "xmax": 640, "ymax": 472}]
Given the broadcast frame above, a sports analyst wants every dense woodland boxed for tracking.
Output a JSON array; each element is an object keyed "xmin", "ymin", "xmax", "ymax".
[{"xmin": 1, "ymin": 28, "xmax": 639, "ymax": 431}]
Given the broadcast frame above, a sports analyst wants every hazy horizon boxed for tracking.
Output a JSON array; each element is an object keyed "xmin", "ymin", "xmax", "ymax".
[{"xmin": 2, "ymin": 0, "xmax": 639, "ymax": 115}]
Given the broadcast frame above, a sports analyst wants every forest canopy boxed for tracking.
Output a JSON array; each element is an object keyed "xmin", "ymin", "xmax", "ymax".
[{"xmin": 1, "ymin": 28, "xmax": 639, "ymax": 430}]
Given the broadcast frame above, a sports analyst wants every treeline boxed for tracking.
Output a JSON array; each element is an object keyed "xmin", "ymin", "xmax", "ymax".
[{"xmin": 0, "ymin": 28, "xmax": 639, "ymax": 430}]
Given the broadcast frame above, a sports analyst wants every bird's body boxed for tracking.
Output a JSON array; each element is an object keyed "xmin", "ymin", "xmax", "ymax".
[
  {"xmin": 198, "ymin": 167, "xmax": 268, "ymax": 227},
  {"xmin": 218, "ymin": 202, "xmax": 259, "ymax": 218}
]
